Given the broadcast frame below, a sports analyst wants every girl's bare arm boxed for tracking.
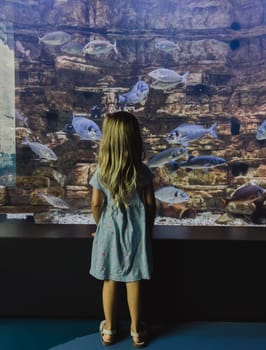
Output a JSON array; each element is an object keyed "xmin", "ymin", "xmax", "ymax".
[
  {"xmin": 143, "ymin": 182, "xmax": 156, "ymax": 238},
  {"xmin": 91, "ymin": 187, "xmax": 105, "ymax": 225}
]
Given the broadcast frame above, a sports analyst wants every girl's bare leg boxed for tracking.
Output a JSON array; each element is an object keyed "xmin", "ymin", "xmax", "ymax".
[
  {"xmin": 126, "ymin": 281, "xmax": 143, "ymax": 338},
  {"xmin": 102, "ymin": 280, "xmax": 118, "ymax": 341}
]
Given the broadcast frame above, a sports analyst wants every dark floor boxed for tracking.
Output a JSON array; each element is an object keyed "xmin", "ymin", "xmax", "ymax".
[
  {"xmin": 0, "ymin": 319, "xmax": 98, "ymax": 350},
  {"xmin": 2, "ymin": 319, "xmax": 266, "ymax": 350}
]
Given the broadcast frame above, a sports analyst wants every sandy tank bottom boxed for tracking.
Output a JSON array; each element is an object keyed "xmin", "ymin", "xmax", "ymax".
[{"xmin": 6, "ymin": 211, "xmax": 266, "ymax": 227}]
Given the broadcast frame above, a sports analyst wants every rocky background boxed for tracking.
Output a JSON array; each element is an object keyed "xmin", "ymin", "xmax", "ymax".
[{"xmin": 0, "ymin": 0, "xmax": 266, "ymax": 224}]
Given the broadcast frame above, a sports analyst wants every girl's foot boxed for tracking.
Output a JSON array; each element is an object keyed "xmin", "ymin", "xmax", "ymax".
[
  {"xmin": 130, "ymin": 324, "xmax": 148, "ymax": 348},
  {"xmin": 99, "ymin": 320, "xmax": 116, "ymax": 346}
]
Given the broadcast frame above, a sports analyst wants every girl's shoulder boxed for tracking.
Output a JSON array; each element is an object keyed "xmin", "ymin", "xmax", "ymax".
[{"xmin": 89, "ymin": 167, "xmax": 105, "ymax": 190}]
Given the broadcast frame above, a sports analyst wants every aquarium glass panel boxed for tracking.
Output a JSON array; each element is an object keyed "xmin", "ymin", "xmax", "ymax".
[{"xmin": 0, "ymin": 0, "xmax": 266, "ymax": 227}]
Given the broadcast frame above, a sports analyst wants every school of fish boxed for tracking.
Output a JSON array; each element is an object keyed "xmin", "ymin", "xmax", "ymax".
[{"xmin": 3, "ymin": 28, "xmax": 265, "ymax": 215}]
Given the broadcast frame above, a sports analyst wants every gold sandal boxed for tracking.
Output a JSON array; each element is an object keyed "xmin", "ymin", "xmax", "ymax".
[{"xmin": 99, "ymin": 320, "xmax": 117, "ymax": 346}]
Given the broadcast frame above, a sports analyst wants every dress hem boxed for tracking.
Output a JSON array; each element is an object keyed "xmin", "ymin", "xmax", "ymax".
[{"xmin": 89, "ymin": 271, "xmax": 152, "ymax": 283}]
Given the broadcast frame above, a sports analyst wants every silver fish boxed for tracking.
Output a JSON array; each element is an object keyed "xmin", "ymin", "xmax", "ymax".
[
  {"xmin": 147, "ymin": 147, "xmax": 187, "ymax": 168},
  {"xmin": 150, "ymin": 80, "xmax": 180, "ymax": 92},
  {"xmin": 60, "ymin": 41, "xmax": 84, "ymax": 56},
  {"xmin": 148, "ymin": 68, "xmax": 189, "ymax": 84},
  {"xmin": 167, "ymin": 123, "xmax": 218, "ymax": 146},
  {"xmin": 39, "ymin": 31, "xmax": 71, "ymax": 46},
  {"xmin": 15, "ymin": 110, "xmax": 29, "ymax": 127},
  {"xmin": 155, "ymin": 40, "xmax": 180, "ymax": 52},
  {"xmin": 0, "ymin": 26, "xmax": 8, "ymax": 44},
  {"xmin": 4, "ymin": 110, "xmax": 29, "ymax": 127},
  {"xmin": 168, "ymin": 155, "xmax": 226, "ymax": 172},
  {"xmin": 82, "ymin": 39, "xmax": 118, "ymax": 55},
  {"xmin": 22, "ymin": 138, "xmax": 57, "ymax": 160},
  {"xmin": 38, "ymin": 192, "xmax": 69, "ymax": 209},
  {"xmin": 71, "ymin": 114, "xmax": 102, "ymax": 141},
  {"xmin": 15, "ymin": 40, "xmax": 33, "ymax": 62},
  {"xmin": 118, "ymin": 80, "xmax": 149, "ymax": 109},
  {"xmin": 256, "ymin": 120, "xmax": 266, "ymax": 141},
  {"xmin": 155, "ymin": 186, "xmax": 189, "ymax": 205}
]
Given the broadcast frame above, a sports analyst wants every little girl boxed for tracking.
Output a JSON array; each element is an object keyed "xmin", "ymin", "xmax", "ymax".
[{"xmin": 89, "ymin": 111, "xmax": 156, "ymax": 347}]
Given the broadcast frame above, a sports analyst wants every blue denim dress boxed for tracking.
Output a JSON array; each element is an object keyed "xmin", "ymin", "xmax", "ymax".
[{"xmin": 89, "ymin": 164, "xmax": 154, "ymax": 282}]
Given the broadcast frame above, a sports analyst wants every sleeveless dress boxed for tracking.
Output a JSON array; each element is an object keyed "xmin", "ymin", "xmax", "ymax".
[{"xmin": 89, "ymin": 164, "xmax": 154, "ymax": 282}]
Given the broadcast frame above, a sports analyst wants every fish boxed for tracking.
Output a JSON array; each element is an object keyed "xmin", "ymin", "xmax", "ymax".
[
  {"xmin": 147, "ymin": 147, "xmax": 187, "ymax": 168},
  {"xmin": 155, "ymin": 40, "xmax": 180, "ymax": 52},
  {"xmin": 150, "ymin": 80, "xmax": 180, "ymax": 92},
  {"xmin": 64, "ymin": 123, "xmax": 75, "ymax": 134},
  {"xmin": 0, "ymin": 27, "xmax": 8, "ymax": 44},
  {"xmin": 118, "ymin": 80, "xmax": 149, "ymax": 109},
  {"xmin": 148, "ymin": 68, "xmax": 189, "ymax": 84},
  {"xmin": 39, "ymin": 31, "xmax": 71, "ymax": 46},
  {"xmin": 230, "ymin": 117, "xmax": 241, "ymax": 136},
  {"xmin": 82, "ymin": 39, "xmax": 118, "ymax": 56},
  {"xmin": 15, "ymin": 40, "xmax": 33, "ymax": 62},
  {"xmin": 155, "ymin": 186, "xmax": 189, "ymax": 205},
  {"xmin": 38, "ymin": 192, "xmax": 69, "ymax": 209},
  {"xmin": 90, "ymin": 105, "xmax": 102, "ymax": 118},
  {"xmin": 225, "ymin": 183, "xmax": 265, "ymax": 206},
  {"xmin": 167, "ymin": 155, "xmax": 227, "ymax": 172},
  {"xmin": 256, "ymin": 120, "xmax": 266, "ymax": 141},
  {"xmin": 71, "ymin": 114, "xmax": 102, "ymax": 141},
  {"xmin": 15, "ymin": 110, "xmax": 29, "ymax": 127},
  {"xmin": 22, "ymin": 138, "xmax": 57, "ymax": 160},
  {"xmin": 60, "ymin": 41, "xmax": 84, "ymax": 56},
  {"xmin": 167, "ymin": 122, "xmax": 218, "ymax": 146},
  {"xmin": 4, "ymin": 110, "xmax": 29, "ymax": 127}
]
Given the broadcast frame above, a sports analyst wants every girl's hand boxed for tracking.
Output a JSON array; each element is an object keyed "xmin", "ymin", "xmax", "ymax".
[{"xmin": 91, "ymin": 232, "xmax": 96, "ymax": 238}]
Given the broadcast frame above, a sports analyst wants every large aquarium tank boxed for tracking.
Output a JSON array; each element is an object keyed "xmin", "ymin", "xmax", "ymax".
[{"xmin": 0, "ymin": 0, "xmax": 266, "ymax": 227}]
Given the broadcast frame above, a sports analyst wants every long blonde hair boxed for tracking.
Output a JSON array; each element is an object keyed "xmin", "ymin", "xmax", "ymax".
[{"xmin": 98, "ymin": 111, "xmax": 144, "ymax": 207}]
